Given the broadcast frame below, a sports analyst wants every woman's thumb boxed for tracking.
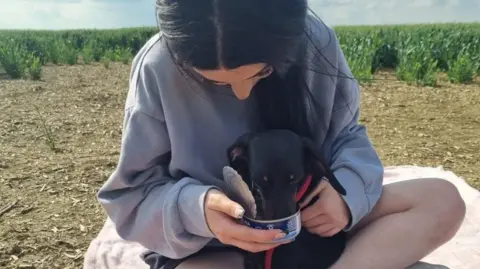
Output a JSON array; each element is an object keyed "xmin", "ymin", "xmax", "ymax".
[{"xmin": 206, "ymin": 189, "xmax": 245, "ymax": 219}]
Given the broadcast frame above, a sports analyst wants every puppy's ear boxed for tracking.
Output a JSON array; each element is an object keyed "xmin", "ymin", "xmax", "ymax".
[
  {"xmin": 226, "ymin": 133, "xmax": 255, "ymax": 183},
  {"xmin": 302, "ymin": 137, "xmax": 347, "ymax": 196},
  {"xmin": 227, "ymin": 133, "xmax": 255, "ymax": 164}
]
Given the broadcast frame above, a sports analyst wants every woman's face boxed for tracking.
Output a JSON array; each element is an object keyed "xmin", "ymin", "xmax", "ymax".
[{"xmin": 194, "ymin": 63, "xmax": 273, "ymax": 100}]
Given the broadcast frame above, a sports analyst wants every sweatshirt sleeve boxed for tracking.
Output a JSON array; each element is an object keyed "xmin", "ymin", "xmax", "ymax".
[
  {"xmin": 96, "ymin": 45, "xmax": 219, "ymax": 259},
  {"xmin": 327, "ymin": 29, "xmax": 385, "ymax": 231}
]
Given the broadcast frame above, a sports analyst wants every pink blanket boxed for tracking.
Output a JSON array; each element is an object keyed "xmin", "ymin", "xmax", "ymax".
[{"xmin": 83, "ymin": 166, "xmax": 480, "ymax": 269}]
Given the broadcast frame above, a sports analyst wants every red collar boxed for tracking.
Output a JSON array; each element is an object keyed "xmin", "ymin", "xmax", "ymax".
[
  {"xmin": 264, "ymin": 174, "xmax": 313, "ymax": 269},
  {"xmin": 295, "ymin": 174, "xmax": 313, "ymax": 203}
]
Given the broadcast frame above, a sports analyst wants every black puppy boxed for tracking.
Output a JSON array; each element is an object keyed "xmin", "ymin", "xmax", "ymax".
[{"xmin": 227, "ymin": 129, "xmax": 348, "ymax": 269}]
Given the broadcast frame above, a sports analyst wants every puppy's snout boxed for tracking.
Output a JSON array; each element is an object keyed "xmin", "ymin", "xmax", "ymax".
[
  {"xmin": 263, "ymin": 201, "xmax": 275, "ymax": 220},
  {"xmin": 260, "ymin": 192, "xmax": 298, "ymax": 220}
]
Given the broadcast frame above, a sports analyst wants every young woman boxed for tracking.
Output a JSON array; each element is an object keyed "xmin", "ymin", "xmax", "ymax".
[{"xmin": 96, "ymin": 0, "xmax": 466, "ymax": 268}]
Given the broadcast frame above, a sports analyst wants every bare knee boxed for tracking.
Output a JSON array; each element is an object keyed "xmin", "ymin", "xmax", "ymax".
[
  {"xmin": 423, "ymin": 178, "xmax": 466, "ymax": 219},
  {"xmin": 418, "ymin": 178, "xmax": 466, "ymax": 243}
]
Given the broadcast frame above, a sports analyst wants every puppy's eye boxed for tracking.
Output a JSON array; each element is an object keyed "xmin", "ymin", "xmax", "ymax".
[{"xmin": 289, "ymin": 174, "xmax": 301, "ymax": 184}]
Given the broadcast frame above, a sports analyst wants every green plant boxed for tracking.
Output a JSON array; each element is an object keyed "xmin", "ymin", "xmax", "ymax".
[
  {"xmin": 118, "ymin": 47, "xmax": 132, "ymax": 64},
  {"xmin": 104, "ymin": 49, "xmax": 117, "ymax": 62},
  {"xmin": 47, "ymin": 39, "xmax": 61, "ymax": 65},
  {"xmin": 339, "ymin": 34, "xmax": 380, "ymax": 83},
  {"xmin": 396, "ymin": 41, "xmax": 438, "ymax": 87},
  {"xmin": 26, "ymin": 54, "xmax": 42, "ymax": 80},
  {"xmin": 55, "ymin": 40, "xmax": 78, "ymax": 65},
  {"xmin": 82, "ymin": 46, "xmax": 94, "ymax": 64},
  {"xmin": 33, "ymin": 105, "xmax": 58, "ymax": 152},
  {"xmin": 448, "ymin": 51, "xmax": 475, "ymax": 84},
  {"xmin": 83, "ymin": 40, "xmax": 104, "ymax": 62},
  {"xmin": 0, "ymin": 40, "xmax": 28, "ymax": 79},
  {"xmin": 103, "ymin": 47, "xmax": 132, "ymax": 63},
  {"xmin": 101, "ymin": 56, "xmax": 110, "ymax": 69},
  {"xmin": 63, "ymin": 47, "xmax": 78, "ymax": 65}
]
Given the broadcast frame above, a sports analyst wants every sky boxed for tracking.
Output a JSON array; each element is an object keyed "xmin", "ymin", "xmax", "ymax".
[{"xmin": 0, "ymin": 0, "xmax": 479, "ymax": 30}]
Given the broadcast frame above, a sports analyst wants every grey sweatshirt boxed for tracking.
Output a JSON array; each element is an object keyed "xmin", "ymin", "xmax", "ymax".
[{"xmin": 97, "ymin": 15, "xmax": 384, "ymax": 260}]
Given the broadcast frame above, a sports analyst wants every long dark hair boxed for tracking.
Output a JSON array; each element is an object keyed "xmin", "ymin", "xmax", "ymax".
[{"xmin": 155, "ymin": 0, "xmax": 350, "ymax": 142}]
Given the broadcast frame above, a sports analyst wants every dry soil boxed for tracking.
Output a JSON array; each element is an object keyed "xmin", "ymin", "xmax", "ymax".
[{"xmin": 0, "ymin": 63, "xmax": 479, "ymax": 268}]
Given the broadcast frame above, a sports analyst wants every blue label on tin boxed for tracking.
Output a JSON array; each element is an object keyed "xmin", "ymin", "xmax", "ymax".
[{"xmin": 242, "ymin": 213, "xmax": 301, "ymax": 242}]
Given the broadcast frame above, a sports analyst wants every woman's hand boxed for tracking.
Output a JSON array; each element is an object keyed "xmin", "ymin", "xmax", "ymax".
[
  {"xmin": 299, "ymin": 180, "xmax": 350, "ymax": 237},
  {"xmin": 204, "ymin": 189, "xmax": 288, "ymax": 252}
]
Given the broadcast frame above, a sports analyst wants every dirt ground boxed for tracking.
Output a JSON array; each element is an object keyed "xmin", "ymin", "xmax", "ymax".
[{"xmin": 0, "ymin": 63, "xmax": 479, "ymax": 268}]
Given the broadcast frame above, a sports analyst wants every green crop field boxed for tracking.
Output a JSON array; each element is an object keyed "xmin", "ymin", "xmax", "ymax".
[
  {"xmin": 336, "ymin": 23, "xmax": 480, "ymax": 85},
  {"xmin": 0, "ymin": 23, "xmax": 479, "ymax": 269},
  {"xmin": 1, "ymin": 22, "xmax": 479, "ymax": 84}
]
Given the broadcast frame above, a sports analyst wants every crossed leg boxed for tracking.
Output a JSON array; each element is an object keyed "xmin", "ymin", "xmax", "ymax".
[{"xmin": 329, "ymin": 178, "xmax": 466, "ymax": 269}]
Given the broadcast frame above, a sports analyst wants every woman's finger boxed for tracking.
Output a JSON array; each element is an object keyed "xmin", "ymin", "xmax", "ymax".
[
  {"xmin": 299, "ymin": 180, "xmax": 328, "ymax": 209},
  {"xmin": 310, "ymin": 223, "xmax": 335, "ymax": 235},
  {"xmin": 302, "ymin": 214, "xmax": 329, "ymax": 228},
  {"xmin": 206, "ymin": 189, "xmax": 245, "ymax": 219},
  {"xmin": 206, "ymin": 190, "xmax": 286, "ymax": 243},
  {"xmin": 223, "ymin": 236, "xmax": 284, "ymax": 253},
  {"xmin": 318, "ymin": 227, "xmax": 342, "ymax": 237},
  {"xmin": 300, "ymin": 199, "xmax": 326, "ymax": 222},
  {"xmin": 208, "ymin": 206, "xmax": 286, "ymax": 243},
  {"xmin": 227, "ymin": 219, "xmax": 286, "ymax": 243}
]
